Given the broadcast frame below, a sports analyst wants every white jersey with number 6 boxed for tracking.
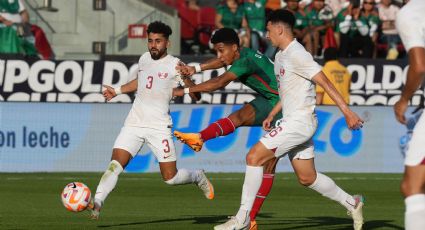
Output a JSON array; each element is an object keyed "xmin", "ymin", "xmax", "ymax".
[{"xmin": 124, "ymin": 52, "xmax": 182, "ymax": 129}]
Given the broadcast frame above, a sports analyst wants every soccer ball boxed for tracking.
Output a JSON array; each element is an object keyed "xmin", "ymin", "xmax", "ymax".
[{"xmin": 61, "ymin": 182, "xmax": 92, "ymax": 212}]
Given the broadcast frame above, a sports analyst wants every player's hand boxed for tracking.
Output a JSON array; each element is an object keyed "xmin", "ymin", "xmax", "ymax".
[
  {"xmin": 102, "ymin": 85, "xmax": 116, "ymax": 101},
  {"xmin": 262, "ymin": 115, "xmax": 274, "ymax": 131},
  {"xmin": 394, "ymin": 98, "xmax": 408, "ymax": 124},
  {"xmin": 176, "ymin": 62, "xmax": 196, "ymax": 77},
  {"xmin": 172, "ymin": 88, "xmax": 184, "ymax": 97},
  {"xmin": 344, "ymin": 110, "xmax": 364, "ymax": 130}
]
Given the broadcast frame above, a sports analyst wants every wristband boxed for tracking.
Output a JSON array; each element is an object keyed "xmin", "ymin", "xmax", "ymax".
[
  {"xmin": 194, "ymin": 63, "xmax": 202, "ymax": 73},
  {"xmin": 184, "ymin": 88, "xmax": 190, "ymax": 94},
  {"xmin": 115, "ymin": 87, "xmax": 122, "ymax": 95}
]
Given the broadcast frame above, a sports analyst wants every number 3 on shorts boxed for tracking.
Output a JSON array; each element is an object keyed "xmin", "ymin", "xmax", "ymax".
[{"xmin": 162, "ymin": 139, "xmax": 170, "ymax": 153}]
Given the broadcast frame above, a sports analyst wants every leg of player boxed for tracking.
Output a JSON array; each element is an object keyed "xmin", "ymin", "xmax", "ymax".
[
  {"xmin": 248, "ymin": 157, "xmax": 278, "ymax": 230},
  {"xmin": 90, "ymin": 148, "xmax": 131, "ymax": 219},
  {"xmin": 174, "ymin": 103, "xmax": 256, "ymax": 152},
  {"xmin": 402, "ymin": 164, "xmax": 425, "ymax": 230},
  {"xmin": 159, "ymin": 161, "xmax": 215, "ymax": 200},
  {"xmin": 291, "ymin": 158, "xmax": 364, "ymax": 230},
  {"xmin": 214, "ymin": 142, "xmax": 276, "ymax": 230}
]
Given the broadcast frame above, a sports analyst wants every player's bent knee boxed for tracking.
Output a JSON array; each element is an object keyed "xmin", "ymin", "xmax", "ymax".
[{"xmin": 297, "ymin": 174, "xmax": 315, "ymax": 186}]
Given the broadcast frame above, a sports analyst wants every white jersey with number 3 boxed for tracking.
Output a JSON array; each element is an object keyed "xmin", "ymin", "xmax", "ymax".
[
  {"xmin": 124, "ymin": 52, "xmax": 182, "ymax": 129},
  {"xmin": 274, "ymin": 39, "xmax": 322, "ymax": 122}
]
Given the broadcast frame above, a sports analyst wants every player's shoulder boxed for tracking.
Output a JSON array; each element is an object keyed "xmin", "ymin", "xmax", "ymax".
[{"xmin": 139, "ymin": 52, "xmax": 151, "ymax": 64}]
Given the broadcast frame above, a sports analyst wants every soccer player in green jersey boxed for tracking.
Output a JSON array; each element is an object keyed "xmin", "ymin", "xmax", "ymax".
[{"xmin": 173, "ymin": 28, "xmax": 281, "ymax": 230}]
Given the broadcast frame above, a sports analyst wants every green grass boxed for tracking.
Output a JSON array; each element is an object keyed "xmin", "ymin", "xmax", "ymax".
[{"xmin": 0, "ymin": 173, "xmax": 403, "ymax": 230}]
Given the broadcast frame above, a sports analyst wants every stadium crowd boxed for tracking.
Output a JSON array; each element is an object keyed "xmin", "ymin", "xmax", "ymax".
[{"xmin": 168, "ymin": 0, "xmax": 407, "ymax": 59}]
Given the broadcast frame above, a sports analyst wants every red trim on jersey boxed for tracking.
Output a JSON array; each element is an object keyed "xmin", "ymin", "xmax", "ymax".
[
  {"xmin": 252, "ymin": 74, "xmax": 279, "ymax": 95},
  {"xmin": 270, "ymin": 147, "xmax": 277, "ymax": 153},
  {"xmin": 421, "ymin": 157, "xmax": 425, "ymax": 165}
]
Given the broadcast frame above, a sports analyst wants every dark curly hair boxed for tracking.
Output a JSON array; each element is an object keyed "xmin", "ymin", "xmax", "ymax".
[{"xmin": 147, "ymin": 21, "xmax": 172, "ymax": 39}]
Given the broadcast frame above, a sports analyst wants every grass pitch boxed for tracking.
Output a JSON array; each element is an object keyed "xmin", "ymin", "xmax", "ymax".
[{"xmin": 0, "ymin": 173, "xmax": 403, "ymax": 230}]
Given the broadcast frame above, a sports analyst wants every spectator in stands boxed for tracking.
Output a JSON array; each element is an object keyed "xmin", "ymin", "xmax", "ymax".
[
  {"xmin": 305, "ymin": 0, "xmax": 334, "ymax": 57},
  {"xmin": 360, "ymin": 0, "xmax": 379, "ymax": 58},
  {"xmin": 0, "ymin": 0, "xmax": 37, "ymax": 56},
  {"xmin": 378, "ymin": 0, "xmax": 400, "ymax": 59},
  {"xmin": 244, "ymin": 0, "xmax": 274, "ymax": 57},
  {"xmin": 326, "ymin": 0, "xmax": 349, "ymax": 17},
  {"xmin": 216, "ymin": 0, "xmax": 250, "ymax": 47},
  {"xmin": 335, "ymin": 0, "xmax": 373, "ymax": 58},
  {"xmin": 316, "ymin": 47, "xmax": 351, "ymax": 105},
  {"xmin": 285, "ymin": 0, "xmax": 314, "ymax": 55}
]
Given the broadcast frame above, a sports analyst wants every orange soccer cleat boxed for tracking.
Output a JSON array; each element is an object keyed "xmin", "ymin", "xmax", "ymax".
[{"xmin": 173, "ymin": 131, "xmax": 204, "ymax": 152}]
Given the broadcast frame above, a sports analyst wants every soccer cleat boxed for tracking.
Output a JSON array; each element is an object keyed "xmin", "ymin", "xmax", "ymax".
[
  {"xmin": 249, "ymin": 220, "xmax": 258, "ymax": 230},
  {"xmin": 347, "ymin": 195, "xmax": 365, "ymax": 230},
  {"xmin": 87, "ymin": 199, "xmax": 101, "ymax": 220},
  {"xmin": 214, "ymin": 216, "xmax": 250, "ymax": 230},
  {"xmin": 173, "ymin": 131, "xmax": 204, "ymax": 152},
  {"xmin": 196, "ymin": 170, "xmax": 214, "ymax": 200}
]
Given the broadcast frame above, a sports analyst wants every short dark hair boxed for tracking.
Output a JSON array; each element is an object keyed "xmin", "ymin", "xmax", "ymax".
[
  {"xmin": 210, "ymin": 28, "xmax": 240, "ymax": 46},
  {"xmin": 266, "ymin": 9, "xmax": 295, "ymax": 29},
  {"xmin": 324, "ymin": 47, "xmax": 338, "ymax": 62},
  {"xmin": 147, "ymin": 21, "xmax": 172, "ymax": 39}
]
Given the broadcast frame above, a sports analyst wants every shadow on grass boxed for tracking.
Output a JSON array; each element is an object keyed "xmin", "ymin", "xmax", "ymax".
[
  {"xmin": 97, "ymin": 215, "xmax": 228, "ymax": 228},
  {"xmin": 97, "ymin": 215, "xmax": 402, "ymax": 229},
  {"xmin": 258, "ymin": 216, "xmax": 403, "ymax": 230}
]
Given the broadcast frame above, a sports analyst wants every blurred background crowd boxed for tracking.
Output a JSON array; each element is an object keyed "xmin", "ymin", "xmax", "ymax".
[{"xmin": 172, "ymin": 0, "xmax": 407, "ymax": 59}]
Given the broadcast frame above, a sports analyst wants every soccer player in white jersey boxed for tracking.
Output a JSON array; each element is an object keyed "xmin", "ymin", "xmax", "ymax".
[
  {"xmin": 394, "ymin": 0, "xmax": 425, "ymax": 229},
  {"xmin": 88, "ymin": 21, "xmax": 214, "ymax": 219},
  {"xmin": 214, "ymin": 10, "xmax": 365, "ymax": 230}
]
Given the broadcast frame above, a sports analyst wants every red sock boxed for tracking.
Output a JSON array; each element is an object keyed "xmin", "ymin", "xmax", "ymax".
[
  {"xmin": 199, "ymin": 118, "xmax": 236, "ymax": 141},
  {"xmin": 250, "ymin": 174, "xmax": 275, "ymax": 221}
]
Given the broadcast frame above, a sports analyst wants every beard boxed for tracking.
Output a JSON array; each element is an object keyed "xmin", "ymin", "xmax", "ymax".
[{"xmin": 149, "ymin": 48, "xmax": 167, "ymax": 60}]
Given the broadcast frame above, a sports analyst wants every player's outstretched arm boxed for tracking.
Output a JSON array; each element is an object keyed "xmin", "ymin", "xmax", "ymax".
[
  {"xmin": 181, "ymin": 77, "xmax": 201, "ymax": 101},
  {"xmin": 173, "ymin": 71, "xmax": 237, "ymax": 97},
  {"xmin": 313, "ymin": 71, "xmax": 364, "ymax": 130},
  {"xmin": 102, "ymin": 79, "xmax": 138, "ymax": 101},
  {"xmin": 176, "ymin": 58, "xmax": 226, "ymax": 77},
  {"xmin": 263, "ymin": 101, "xmax": 282, "ymax": 131}
]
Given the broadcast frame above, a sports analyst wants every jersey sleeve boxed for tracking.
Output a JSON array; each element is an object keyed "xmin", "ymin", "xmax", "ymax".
[
  {"xmin": 292, "ymin": 50, "xmax": 322, "ymax": 80},
  {"xmin": 172, "ymin": 57, "xmax": 186, "ymax": 86},
  {"xmin": 228, "ymin": 57, "xmax": 254, "ymax": 78}
]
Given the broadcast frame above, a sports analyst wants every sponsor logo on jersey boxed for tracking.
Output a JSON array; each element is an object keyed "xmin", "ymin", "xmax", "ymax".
[{"xmin": 158, "ymin": 72, "xmax": 168, "ymax": 79}]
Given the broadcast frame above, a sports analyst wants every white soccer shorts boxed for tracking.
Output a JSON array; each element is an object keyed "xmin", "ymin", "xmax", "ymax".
[
  {"xmin": 405, "ymin": 113, "xmax": 425, "ymax": 166},
  {"xmin": 113, "ymin": 126, "xmax": 177, "ymax": 162},
  {"xmin": 396, "ymin": 0, "xmax": 425, "ymax": 51},
  {"xmin": 260, "ymin": 117, "xmax": 317, "ymax": 160}
]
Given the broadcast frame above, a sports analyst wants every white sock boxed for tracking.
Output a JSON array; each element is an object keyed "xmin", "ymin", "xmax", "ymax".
[
  {"xmin": 405, "ymin": 194, "xmax": 425, "ymax": 230},
  {"xmin": 308, "ymin": 172, "xmax": 356, "ymax": 211},
  {"xmin": 94, "ymin": 160, "xmax": 124, "ymax": 208},
  {"xmin": 236, "ymin": 165, "xmax": 263, "ymax": 224},
  {"xmin": 165, "ymin": 168, "xmax": 199, "ymax": 185}
]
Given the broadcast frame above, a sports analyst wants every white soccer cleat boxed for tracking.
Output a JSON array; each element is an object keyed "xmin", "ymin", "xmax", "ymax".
[
  {"xmin": 347, "ymin": 195, "xmax": 365, "ymax": 230},
  {"xmin": 214, "ymin": 216, "xmax": 250, "ymax": 230},
  {"xmin": 196, "ymin": 170, "xmax": 214, "ymax": 200}
]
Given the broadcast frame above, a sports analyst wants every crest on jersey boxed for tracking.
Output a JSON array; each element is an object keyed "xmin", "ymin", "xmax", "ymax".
[
  {"xmin": 158, "ymin": 72, "xmax": 168, "ymax": 79},
  {"xmin": 279, "ymin": 68, "xmax": 285, "ymax": 76}
]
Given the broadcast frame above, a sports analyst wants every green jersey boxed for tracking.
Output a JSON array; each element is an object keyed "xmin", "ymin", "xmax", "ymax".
[
  {"xmin": 0, "ymin": 0, "xmax": 20, "ymax": 14},
  {"xmin": 294, "ymin": 11, "xmax": 309, "ymax": 30},
  {"xmin": 306, "ymin": 8, "xmax": 325, "ymax": 27},
  {"xmin": 335, "ymin": 8, "xmax": 369, "ymax": 37},
  {"xmin": 243, "ymin": 0, "xmax": 267, "ymax": 32},
  {"xmin": 228, "ymin": 48, "xmax": 279, "ymax": 104},
  {"xmin": 216, "ymin": 4, "xmax": 245, "ymax": 29}
]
